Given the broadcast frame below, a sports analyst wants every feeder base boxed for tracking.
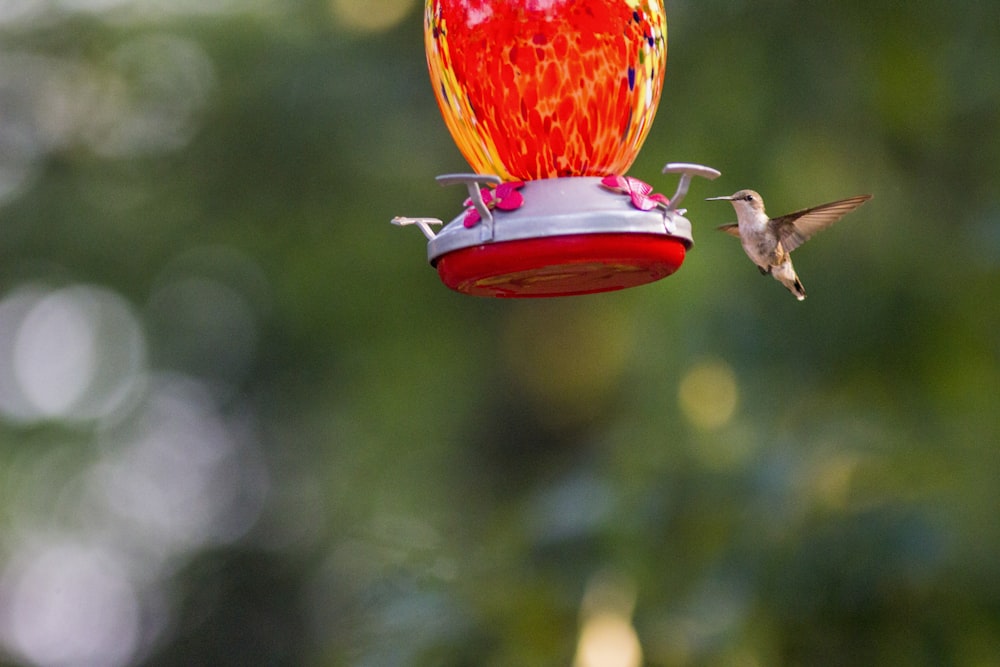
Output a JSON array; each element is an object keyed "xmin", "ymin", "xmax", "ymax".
[{"xmin": 393, "ymin": 171, "xmax": 722, "ymax": 298}]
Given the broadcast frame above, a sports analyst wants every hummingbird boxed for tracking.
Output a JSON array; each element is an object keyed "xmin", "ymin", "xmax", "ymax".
[{"xmin": 705, "ymin": 190, "xmax": 872, "ymax": 300}]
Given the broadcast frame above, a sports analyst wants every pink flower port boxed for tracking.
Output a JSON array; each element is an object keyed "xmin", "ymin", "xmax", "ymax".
[
  {"xmin": 463, "ymin": 181, "xmax": 526, "ymax": 227},
  {"xmin": 600, "ymin": 175, "xmax": 669, "ymax": 211}
]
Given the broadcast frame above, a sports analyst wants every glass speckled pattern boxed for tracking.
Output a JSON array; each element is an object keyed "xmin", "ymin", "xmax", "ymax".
[{"xmin": 425, "ymin": 0, "xmax": 667, "ymax": 182}]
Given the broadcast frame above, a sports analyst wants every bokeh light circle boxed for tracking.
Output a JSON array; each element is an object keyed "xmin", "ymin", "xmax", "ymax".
[
  {"xmin": 0, "ymin": 541, "xmax": 141, "ymax": 667},
  {"xmin": 0, "ymin": 284, "xmax": 146, "ymax": 424},
  {"xmin": 677, "ymin": 358, "xmax": 739, "ymax": 431}
]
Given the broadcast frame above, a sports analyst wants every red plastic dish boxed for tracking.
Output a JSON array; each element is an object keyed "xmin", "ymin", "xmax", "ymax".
[{"xmin": 435, "ymin": 232, "xmax": 686, "ymax": 297}]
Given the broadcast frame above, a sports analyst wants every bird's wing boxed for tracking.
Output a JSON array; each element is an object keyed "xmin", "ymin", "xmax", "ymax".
[
  {"xmin": 717, "ymin": 223, "xmax": 741, "ymax": 238},
  {"xmin": 771, "ymin": 194, "xmax": 872, "ymax": 253}
]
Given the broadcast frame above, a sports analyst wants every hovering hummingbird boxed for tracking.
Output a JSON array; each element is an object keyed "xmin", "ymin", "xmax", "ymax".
[{"xmin": 706, "ymin": 190, "xmax": 872, "ymax": 300}]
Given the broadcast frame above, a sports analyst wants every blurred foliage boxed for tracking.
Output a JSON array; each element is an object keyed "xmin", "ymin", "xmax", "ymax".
[{"xmin": 0, "ymin": 0, "xmax": 998, "ymax": 665}]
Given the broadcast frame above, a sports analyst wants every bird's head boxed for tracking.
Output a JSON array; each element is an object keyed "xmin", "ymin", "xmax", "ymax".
[{"xmin": 706, "ymin": 189, "xmax": 766, "ymax": 217}]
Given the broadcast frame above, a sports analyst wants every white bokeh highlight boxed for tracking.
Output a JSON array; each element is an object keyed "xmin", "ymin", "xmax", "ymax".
[
  {"xmin": 0, "ymin": 285, "xmax": 146, "ymax": 424},
  {"xmin": 0, "ymin": 540, "xmax": 141, "ymax": 667}
]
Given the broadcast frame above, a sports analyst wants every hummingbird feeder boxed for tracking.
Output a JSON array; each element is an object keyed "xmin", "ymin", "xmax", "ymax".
[{"xmin": 393, "ymin": 0, "xmax": 720, "ymax": 298}]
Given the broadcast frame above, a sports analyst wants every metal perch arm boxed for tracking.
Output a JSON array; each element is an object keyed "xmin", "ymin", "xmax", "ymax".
[
  {"xmin": 662, "ymin": 162, "xmax": 722, "ymax": 211},
  {"xmin": 391, "ymin": 217, "xmax": 443, "ymax": 241}
]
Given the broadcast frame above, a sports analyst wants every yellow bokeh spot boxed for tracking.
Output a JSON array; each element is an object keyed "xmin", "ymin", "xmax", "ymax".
[
  {"xmin": 574, "ymin": 613, "xmax": 643, "ymax": 667},
  {"xmin": 678, "ymin": 359, "xmax": 739, "ymax": 431},
  {"xmin": 329, "ymin": 0, "xmax": 417, "ymax": 33},
  {"xmin": 575, "ymin": 571, "xmax": 642, "ymax": 667}
]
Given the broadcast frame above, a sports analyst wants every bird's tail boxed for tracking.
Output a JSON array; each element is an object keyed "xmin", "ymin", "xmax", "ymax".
[
  {"xmin": 772, "ymin": 262, "xmax": 806, "ymax": 301},
  {"xmin": 788, "ymin": 277, "xmax": 806, "ymax": 301}
]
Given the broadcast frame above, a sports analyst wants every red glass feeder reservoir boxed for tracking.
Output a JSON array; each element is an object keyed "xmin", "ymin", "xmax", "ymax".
[{"xmin": 393, "ymin": 0, "xmax": 720, "ymax": 297}]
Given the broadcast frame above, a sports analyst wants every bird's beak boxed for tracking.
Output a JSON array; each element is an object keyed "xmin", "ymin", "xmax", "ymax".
[{"xmin": 704, "ymin": 195, "xmax": 733, "ymax": 201}]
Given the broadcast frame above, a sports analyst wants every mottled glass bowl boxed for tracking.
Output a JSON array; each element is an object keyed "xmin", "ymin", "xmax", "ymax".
[{"xmin": 425, "ymin": 0, "xmax": 667, "ymax": 181}]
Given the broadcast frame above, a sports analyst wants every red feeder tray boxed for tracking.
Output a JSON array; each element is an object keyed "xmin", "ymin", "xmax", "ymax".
[{"xmin": 435, "ymin": 233, "xmax": 686, "ymax": 298}]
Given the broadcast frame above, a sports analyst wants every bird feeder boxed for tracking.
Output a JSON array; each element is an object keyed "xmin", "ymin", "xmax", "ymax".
[{"xmin": 393, "ymin": 0, "xmax": 720, "ymax": 297}]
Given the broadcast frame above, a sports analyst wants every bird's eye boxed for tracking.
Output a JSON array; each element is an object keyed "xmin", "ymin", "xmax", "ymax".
[{"xmin": 745, "ymin": 194, "xmax": 754, "ymax": 202}]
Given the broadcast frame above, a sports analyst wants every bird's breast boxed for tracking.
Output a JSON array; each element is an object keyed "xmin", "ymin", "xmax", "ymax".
[{"xmin": 741, "ymin": 231, "xmax": 780, "ymax": 266}]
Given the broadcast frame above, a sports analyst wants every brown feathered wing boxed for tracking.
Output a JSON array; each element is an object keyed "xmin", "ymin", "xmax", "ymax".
[{"xmin": 770, "ymin": 194, "xmax": 872, "ymax": 253}]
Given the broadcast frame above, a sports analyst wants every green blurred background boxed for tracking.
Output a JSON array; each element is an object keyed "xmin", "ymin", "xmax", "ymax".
[{"xmin": 0, "ymin": 1, "xmax": 998, "ymax": 665}]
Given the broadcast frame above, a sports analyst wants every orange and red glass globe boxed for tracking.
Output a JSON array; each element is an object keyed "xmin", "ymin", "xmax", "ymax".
[
  {"xmin": 400, "ymin": 0, "xmax": 714, "ymax": 297},
  {"xmin": 425, "ymin": 0, "xmax": 666, "ymax": 182}
]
